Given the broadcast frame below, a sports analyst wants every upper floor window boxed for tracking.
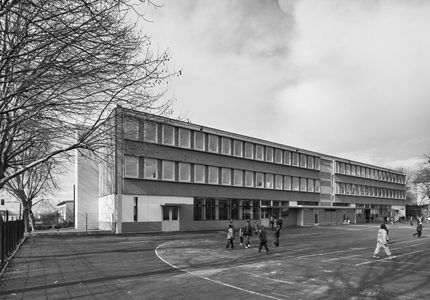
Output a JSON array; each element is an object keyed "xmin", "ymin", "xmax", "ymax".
[
  {"xmin": 208, "ymin": 134, "xmax": 219, "ymax": 153},
  {"xmin": 315, "ymin": 157, "xmax": 320, "ymax": 170},
  {"xmin": 208, "ymin": 166, "xmax": 219, "ymax": 184},
  {"xmin": 162, "ymin": 160, "xmax": 175, "ymax": 181},
  {"xmin": 143, "ymin": 122, "xmax": 157, "ymax": 143},
  {"xmin": 275, "ymin": 175, "xmax": 283, "ymax": 190},
  {"xmin": 284, "ymin": 176, "xmax": 291, "ymax": 190},
  {"xmin": 178, "ymin": 128, "xmax": 191, "ymax": 148},
  {"xmin": 315, "ymin": 180, "xmax": 320, "ymax": 192},
  {"xmin": 265, "ymin": 147, "xmax": 274, "ymax": 162},
  {"xmin": 244, "ymin": 142, "xmax": 254, "ymax": 159},
  {"xmin": 256, "ymin": 172, "xmax": 264, "ymax": 188},
  {"xmin": 275, "ymin": 149, "xmax": 283, "ymax": 164},
  {"xmin": 144, "ymin": 158, "xmax": 158, "ymax": 179},
  {"xmin": 124, "ymin": 118, "xmax": 139, "ymax": 140},
  {"xmin": 351, "ymin": 165, "xmax": 356, "ymax": 176},
  {"xmin": 162, "ymin": 125, "xmax": 175, "ymax": 145},
  {"xmin": 221, "ymin": 168, "xmax": 231, "ymax": 185},
  {"xmin": 284, "ymin": 151, "xmax": 291, "ymax": 165},
  {"xmin": 292, "ymin": 152, "xmax": 299, "ymax": 167},
  {"xmin": 179, "ymin": 162, "xmax": 191, "ymax": 182},
  {"xmin": 256, "ymin": 145, "xmax": 264, "ymax": 161},
  {"xmin": 194, "ymin": 131, "xmax": 205, "ymax": 151},
  {"xmin": 124, "ymin": 156, "xmax": 138, "ymax": 178},
  {"xmin": 292, "ymin": 177, "xmax": 300, "ymax": 191},
  {"xmin": 300, "ymin": 178, "xmax": 307, "ymax": 191},
  {"xmin": 233, "ymin": 169, "xmax": 243, "ymax": 186},
  {"xmin": 221, "ymin": 137, "xmax": 231, "ymax": 155},
  {"xmin": 233, "ymin": 140, "xmax": 242, "ymax": 157},
  {"xmin": 300, "ymin": 154, "xmax": 307, "ymax": 168},
  {"xmin": 345, "ymin": 164, "xmax": 350, "ymax": 175},
  {"xmin": 245, "ymin": 171, "xmax": 254, "ymax": 187},
  {"xmin": 340, "ymin": 162, "xmax": 345, "ymax": 174},
  {"xmin": 194, "ymin": 164, "xmax": 205, "ymax": 183},
  {"xmin": 307, "ymin": 156, "xmax": 314, "ymax": 169},
  {"xmin": 308, "ymin": 179, "xmax": 314, "ymax": 192},
  {"xmin": 265, "ymin": 174, "xmax": 274, "ymax": 189}
]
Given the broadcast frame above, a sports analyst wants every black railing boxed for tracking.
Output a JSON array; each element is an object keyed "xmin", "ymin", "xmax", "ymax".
[{"xmin": 1, "ymin": 210, "xmax": 25, "ymax": 266}]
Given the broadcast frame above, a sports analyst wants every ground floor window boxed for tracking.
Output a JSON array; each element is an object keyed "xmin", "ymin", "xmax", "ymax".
[{"xmin": 193, "ymin": 197, "xmax": 288, "ymax": 221}]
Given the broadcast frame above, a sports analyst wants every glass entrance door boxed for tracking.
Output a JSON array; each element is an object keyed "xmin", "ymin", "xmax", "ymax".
[{"xmin": 161, "ymin": 206, "xmax": 179, "ymax": 231}]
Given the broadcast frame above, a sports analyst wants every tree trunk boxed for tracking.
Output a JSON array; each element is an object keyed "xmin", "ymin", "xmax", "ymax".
[
  {"xmin": 22, "ymin": 201, "xmax": 32, "ymax": 233},
  {"xmin": 29, "ymin": 209, "xmax": 35, "ymax": 232}
]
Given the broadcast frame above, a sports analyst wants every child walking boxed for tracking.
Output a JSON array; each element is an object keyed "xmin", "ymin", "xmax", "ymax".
[
  {"xmin": 257, "ymin": 225, "xmax": 270, "ymax": 254},
  {"xmin": 373, "ymin": 223, "xmax": 395, "ymax": 259},
  {"xmin": 226, "ymin": 224, "xmax": 234, "ymax": 250}
]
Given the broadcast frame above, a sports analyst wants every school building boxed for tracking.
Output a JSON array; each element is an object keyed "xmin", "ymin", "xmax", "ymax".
[{"xmin": 75, "ymin": 107, "xmax": 406, "ymax": 233}]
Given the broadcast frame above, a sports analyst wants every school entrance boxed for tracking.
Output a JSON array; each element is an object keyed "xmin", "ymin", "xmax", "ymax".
[{"xmin": 161, "ymin": 205, "xmax": 179, "ymax": 231}]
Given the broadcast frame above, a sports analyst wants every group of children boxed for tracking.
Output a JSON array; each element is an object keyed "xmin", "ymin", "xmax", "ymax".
[{"xmin": 225, "ymin": 217, "xmax": 283, "ymax": 254}]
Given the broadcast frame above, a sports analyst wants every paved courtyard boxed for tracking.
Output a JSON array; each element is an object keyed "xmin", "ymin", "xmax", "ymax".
[{"xmin": 0, "ymin": 223, "xmax": 429, "ymax": 299}]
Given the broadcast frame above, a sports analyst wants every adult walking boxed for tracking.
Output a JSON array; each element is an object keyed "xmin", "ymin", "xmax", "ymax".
[
  {"xmin": 244, "ymin": 219, "xmax": 253, "ymax": 248},
  {"xmin": 273, "ymin": 223, "xmax": 281, "ymax": 247},
  {"xmin": 226, "ymin": 224, "xmax": 234, "ymax": 250},
  {"xmin": 413, "ymin": 220, "xmax": 423, "ymax": 238}
]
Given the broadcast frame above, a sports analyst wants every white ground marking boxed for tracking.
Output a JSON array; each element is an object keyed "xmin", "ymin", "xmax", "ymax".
[
  {"xmin": 354, "ymin": 248, "xmax": 430, "ymax": 267},
  {"xmin": 155, "ymin": 242, "xmax": 285, "ymax": 300},
  {"xmin": 297, "ymin": 248, "xmax": 366, "ymax": 259}
]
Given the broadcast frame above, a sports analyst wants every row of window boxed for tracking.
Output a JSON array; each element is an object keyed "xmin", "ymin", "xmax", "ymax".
[
  {"xmin": 194, "ymin": 198, "xmax": 288, "ymax": 221},
  {"xmin": 335, "ymin": 162, "xmax": 405, "ymax": 184},
  {"xmin": 123, "ymin": 118, "xmax": 321, "ymax": 170},
  {"xmin": 335, "ymin": 182, "xmax": 405, "ymax": 199},
  {"xmin": 124, "ymin": 155, "xmax": 320, "ymax": 192}
]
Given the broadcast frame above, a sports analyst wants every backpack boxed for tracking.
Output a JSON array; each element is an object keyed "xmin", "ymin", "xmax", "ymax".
[{"xmin": 259, "ymin": 227, "xmax": 267, "ymax": 241}]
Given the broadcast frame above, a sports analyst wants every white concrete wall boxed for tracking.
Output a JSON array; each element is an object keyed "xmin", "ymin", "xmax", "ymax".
[
  {"xmin": 122, "ymin": 195, "xmax": 193, "ymax": 222},
  {"xmin": 75, "ymin": 151, "xmax": 99, "ymax": 230}
]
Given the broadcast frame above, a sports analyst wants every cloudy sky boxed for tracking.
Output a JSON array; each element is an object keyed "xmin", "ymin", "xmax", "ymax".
[{"xmin": 138, "ymin": 0, "xmax": 430, "ymax": 170}]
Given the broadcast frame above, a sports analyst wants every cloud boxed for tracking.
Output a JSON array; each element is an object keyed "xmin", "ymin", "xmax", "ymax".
[{"xmin": 143, "ymin": 0, "xmax": 430, "ymax": 168}]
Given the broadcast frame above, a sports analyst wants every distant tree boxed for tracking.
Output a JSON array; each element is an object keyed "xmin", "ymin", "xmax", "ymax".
[
  {"xmin": 395, "ymin": 167, "xmax": 416, "ymax": 204},
  {"xmin": 0, "ymin": 0, "xmax": 175, "ymax": 190},
  {"xmin": 413, "ymin": 154, "xmax": 430, "ymax": 206}
]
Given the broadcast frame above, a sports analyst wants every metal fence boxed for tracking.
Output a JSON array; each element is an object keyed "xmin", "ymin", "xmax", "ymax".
[{"xmin": 1, "ymin": 210, "xmax": 25, "ymax": 266}]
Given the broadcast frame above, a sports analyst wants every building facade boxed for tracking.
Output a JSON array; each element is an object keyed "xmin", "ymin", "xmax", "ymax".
[{"xmin": 81, "ymin": 107, "xmax": 406, "ymax": 233}]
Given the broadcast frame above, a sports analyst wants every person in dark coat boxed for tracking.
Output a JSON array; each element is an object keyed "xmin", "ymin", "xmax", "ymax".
[
  {"xmin": 413, "ymin": 220, "xmax": 423, "ymax": 238},
  {"xmin": 273, "ymin": 223, "xmax": 281, "ymax": 247},
  {"xmin": 257, "ymin": 225, "xmax": 269, "ymax": 254}
]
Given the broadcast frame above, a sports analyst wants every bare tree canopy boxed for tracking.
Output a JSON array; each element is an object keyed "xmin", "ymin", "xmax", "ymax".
[{"xmin": 0, "ymin": 0, "xmax": 174, "ymax": 188}]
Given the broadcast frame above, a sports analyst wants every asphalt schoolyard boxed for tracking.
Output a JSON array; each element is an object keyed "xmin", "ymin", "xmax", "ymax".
[{"xmin": 0, "ymin": 223, "xmax": 429, "ymax": 300}]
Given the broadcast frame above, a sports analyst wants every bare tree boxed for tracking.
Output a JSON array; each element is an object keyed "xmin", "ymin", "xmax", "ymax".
[
  {"xmin": 413, "ymin": 155, "xmax": 430, "ymax": 206},
  {"xmin": 0, "ymin": 0, "xmax": 175, "ymax": 189}
]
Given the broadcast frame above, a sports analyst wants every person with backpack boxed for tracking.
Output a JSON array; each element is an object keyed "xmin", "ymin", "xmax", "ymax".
[
  {"xmin": 373, "ymin": 223, "xmax": 395, "ymax": 259},
  {"xmin": 257, "ymin": 225, "xmax": 270, "ymax": 254},
  {"xmin": 413, "ymin": 220, "xmax": 423, "ymax": 237}
]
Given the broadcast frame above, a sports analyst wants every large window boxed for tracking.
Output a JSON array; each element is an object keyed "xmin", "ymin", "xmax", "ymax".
[
  {"xmin": 194, "ymin": 131, "xmax": 205, "ymax": 150},
  {"xmin": 194, "ymin": 164, "xmax": 205, "ymax": 183},
  {"xmin": 233, "ymin": 169, "xmax": 243, "ymax": 186},
  {"xmin": 178, "ymin": 128, "xmax": 191, "ymax": 148},
  {"xmin": 208, "ymin": 166, "xmax": 219, "ymax": 184},
  {"xmin": 162, "ymin": 125, "xmax": 175, "ymax": 145},
  {"xmin": 245, "ymin": 171, "xmax": 254, "ymax": 187},
  {"xmin": 307, "ymin": 156, "xmax": 314, "ymax": 169},
  {"xmin": 256, "ymin": 172, "xmax": 264, "ymax": 188},
  {"xmin": 124, "ymin": 118, "xmax": 139, "ymax": 140},
  {"xmin": 221, "ymin": 168, "xmax": 231, "ymax": 185},
  {"xmin": 144, "ymin": 158, "xmax": 158, "ymax": 179},
  {"xmin": 124, "ymin": 156, "xmax": 138, "ymax": 178},
  {"xmin": 244, "ymin": 142, "xmax": 254, "ymax": 159},
  {"xmin": 233, "ymin": 140, "xmax": 242, "ymax": 157},
  {"xmin": 179, "ymin": 163, "xmax": 191, "ymax": 182},
  {"xmin": 205, "ymin": 198, "xmax": 216, "ymax": 220},
  {"xmin": 162, "ymin": 160, "xmax": 175, "ymax": 181},
  {"xmin": 221, "ymin": 137, "xmax": 231, "ymax": 155},
  {"xmin": 256, "ymin": 145, "xmax": 264, "ymax": 161},
  {"xmin": 194, "ymin": 198, "xmax": 203, "ymax": 220},
  {"xmin": 218, "ymin": 199, "xmax": 229, "ymax": 220},
  {"xmin": 208, "ymin": 134, "xmax": 219, "ymax": 153},
  {"xmin": 143, "ymin": 122, "xmax": 157, "ymax": 142},
  {"xmin": 284, "ymin": 151, "xmax": 291, "ymax": 165}
]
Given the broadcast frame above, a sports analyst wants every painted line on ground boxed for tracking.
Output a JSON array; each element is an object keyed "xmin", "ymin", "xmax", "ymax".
[
  {"xmin": 354, "ymin": 248, "xmax": 430, "ymax": 267},
  {"xmin": 155, "ymin": 242, "xmax": 285, "ymax": 300},
  {"xmin": 297, "ymin": 248, "xmax": 366, "ymax": 259}
]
